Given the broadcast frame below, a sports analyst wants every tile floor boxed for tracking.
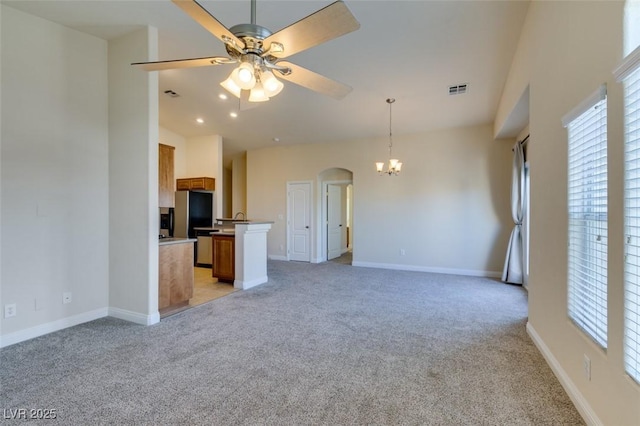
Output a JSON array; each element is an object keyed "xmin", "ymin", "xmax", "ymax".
[{"xmin": 190, "ymin": 267, "xmax": 236, "ymax": 307}]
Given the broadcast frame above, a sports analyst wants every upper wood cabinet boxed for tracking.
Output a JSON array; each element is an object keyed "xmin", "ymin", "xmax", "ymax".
[
  {"xmin": 159, "ymin": 144, "xmax": 175, "ymax": 207},
  {"xmin": 176, "ymin": 177, "xmax": 215, "ymax": 191}
]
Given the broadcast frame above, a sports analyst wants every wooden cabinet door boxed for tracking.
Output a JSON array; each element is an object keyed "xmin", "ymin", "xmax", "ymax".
[
  {"xmin": 188, "ymin": 177, "xmax": 215, "ymax": 190},
  {"xmin": 159, "ymin": 243, "xmax": 194, "ymax": 310},
  {"xmin": 176, "ymin": 177, "xmax": 215, "ymax": 191},
  {"xmin": 212, "ymin": 236, "xmax": 235, "ymax": 281},
  {"xmin": 176, "ymin": 178, "xmax": 191, "ymax": 191},
  {"xmin": 159, "ymin": 144, "xmax": 175, "ymax": 207}
]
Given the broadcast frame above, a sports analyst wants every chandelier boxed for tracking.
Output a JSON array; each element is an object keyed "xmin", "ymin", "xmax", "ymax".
[
  {"xmin": 376, "ymin": 98, "xmax": 402, "ymax": 175},
  {"xmin": 220, "ymin": 54, "xmax": 285, "ymax": 102}
]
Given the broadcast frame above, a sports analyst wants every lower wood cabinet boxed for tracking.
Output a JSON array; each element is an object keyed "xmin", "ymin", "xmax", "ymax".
[
  {"xmin": 159, "ymin": 242, "xmax": 194, "ymax": 315},
  {"xmin": 212, "ymin": 235, "xmax": 235, "ymax": 282}
]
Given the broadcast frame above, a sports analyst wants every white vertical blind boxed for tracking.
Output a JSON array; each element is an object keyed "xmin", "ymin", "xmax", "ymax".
[
  {"xmin": 564, "ymin": 88, "xmax": 608, "ymax": 349},
  {"xmin": 617, "ymin": 46, "xmax": 640, "ymax": 383}
]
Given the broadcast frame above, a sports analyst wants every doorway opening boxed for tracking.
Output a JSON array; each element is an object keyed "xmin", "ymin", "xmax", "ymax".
[{"xmin": 319, "ymin": 168, "xmax": 353, "ymax": 264}]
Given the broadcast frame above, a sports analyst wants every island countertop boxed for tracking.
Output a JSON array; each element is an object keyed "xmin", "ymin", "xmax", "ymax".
[{"xmin": 158, "ymin": 237, "xmax": 196, "ymax": 246}]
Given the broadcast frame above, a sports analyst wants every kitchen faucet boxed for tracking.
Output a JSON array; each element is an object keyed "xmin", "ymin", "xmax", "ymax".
[{"xmin": 233, "ymin": 211, "xmax": 246, "ymax": 221}]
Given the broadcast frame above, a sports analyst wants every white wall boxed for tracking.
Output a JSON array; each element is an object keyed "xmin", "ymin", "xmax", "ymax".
[
  {"xmin": 497, "ymin": 1, "xmax": 639, "ymax": 424},
  {"xmin": 0, "ymin": 5, "xmax": 109, "ymax": 344},
  {"xmin": 185, "ymin": 135, "xmax": 223, "ymax": 219},
  {"xmin": 108, "ymin": 27, "xmax": 159, "ymax": 325},
  {"xmin": 159, "ymin": 126, "xmax": 187, "ymax": 180},
  {"xmin": 232, "ymin": 152, "xmax": 247, "ymax": 216},
  {"xmin": 247, "ymin": 124, "xmax": 513, "ymax": 276}
]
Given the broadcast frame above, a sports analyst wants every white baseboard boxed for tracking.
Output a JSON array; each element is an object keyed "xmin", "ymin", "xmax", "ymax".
[
  {"xmin": 234, "ymin": 276, "xmax": 268, "ymax": 290},
  {"xmin": 268, "ymin": 254, "xmax": 288, "ymax": 261},
  {"xmin": 351, "ymin": 260, "xmax": 502, "ymax": 278},
  {"xmin": 526, "ymin": 322, "xmax": 601, "ymax": 426},
  {"xmin": 0, "ymin": 308, "xmax": 108, "ymax": 348},
  {"xmin": 108, "ymin": 307, "xmax": 160, "ymax": 326}
]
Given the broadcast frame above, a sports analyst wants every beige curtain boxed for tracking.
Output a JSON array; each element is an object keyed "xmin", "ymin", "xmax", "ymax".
[{"xmin": 502, "ymin": 140, "xmax": 525, "ymax": 284}]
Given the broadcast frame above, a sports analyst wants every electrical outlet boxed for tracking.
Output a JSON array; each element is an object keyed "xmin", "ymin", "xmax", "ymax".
[
  {"xmin": 4, "ymin": 304, "xmax": 16, "ymax": 318},
  {"xmin": 400, "ymin": 249, "xmax": 406, "ymax": 256},
  {"xmin": 583, "ymin": 354, "xmax": 591, "ymax": 381},
  {"xmin": 63, "ymin": 292, "xmax": 72, "ymax": 304}
]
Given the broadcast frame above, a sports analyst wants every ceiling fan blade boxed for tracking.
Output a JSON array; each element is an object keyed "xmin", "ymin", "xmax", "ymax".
[
  {"xmin": 276, "ymin": 61, "xmax": 352, "ymax": 100},
  {"xmin": 262, "ymin": 1, "xmax": 360, "ymax": 59},
  {"xmin": 131, "ymin": 56, "xmax": 234, "ymax": 71},
  {"xmin": 172, "ymin": 0, "xmax": 245, "ymax": 52}
]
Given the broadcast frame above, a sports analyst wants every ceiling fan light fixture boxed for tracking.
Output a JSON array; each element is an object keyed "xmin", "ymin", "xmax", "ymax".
[
  {"xmin": 235, "ymin": 62, "xmax": 256, "ymax": 90},
  {"xmin": 220, "ymin": 73, "xmax": 242, "ymax": 98},
  {"xmin": 248, "ymin": 82, "xmax": 269, "ymax": 102},
  {"xmin": 261, "ymin": 70, "xmax": 284, "ymax": 97}
]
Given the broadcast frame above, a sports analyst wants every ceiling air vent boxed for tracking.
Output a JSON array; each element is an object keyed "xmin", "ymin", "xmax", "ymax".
[
  {"xmin": 448, "ymin": 84, "xmax": 468, "ymax": 95},
  {"xmin": 164, "ymin": 89, "xmax": 180, "ymax": 98}
]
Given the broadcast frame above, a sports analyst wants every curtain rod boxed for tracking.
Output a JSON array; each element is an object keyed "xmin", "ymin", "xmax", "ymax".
[{"xmin": 511, "ymin": 134, "xmax": 530, "ymax": 152}]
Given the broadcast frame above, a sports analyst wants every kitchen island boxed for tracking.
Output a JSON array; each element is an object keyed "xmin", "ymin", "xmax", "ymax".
[
  {"xmin": 209, "ymin": 220, "xmax": 274, "ymax": 290},
  {"xmin": 158, "ymin": 237, "xmax": 196, "ymax": 318},
  {"xmin": 233, "ymin": 222, "xmax": 273, "ymax": 290}
]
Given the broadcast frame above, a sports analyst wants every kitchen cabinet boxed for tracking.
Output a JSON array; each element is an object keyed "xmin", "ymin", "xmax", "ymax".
[
  {"xmin": 176, "ymin": 177, "xmax": 215, "ymax": 191},
  {"xmin": 212, "ymin": 234, "xmax": 235, "ymax": 282},
  {"xmin": 159, "ymin": 144, "xmax": 175, "ymax": 207},
  {"xmin": 159, "ymin": 240, "xmax": 194, "ymax": 317}
]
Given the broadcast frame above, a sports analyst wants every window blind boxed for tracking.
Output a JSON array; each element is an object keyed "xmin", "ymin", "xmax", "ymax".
[
  {"xmin": 564, "ymin": 87, "xmax": 608, "ymax": 349},
  {"xmin": 616, "ymin": 44, "xmax": 640, "ymax": 384}
]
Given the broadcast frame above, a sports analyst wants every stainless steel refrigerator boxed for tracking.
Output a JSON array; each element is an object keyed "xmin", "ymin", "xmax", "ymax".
[{"xmin": 174, "ymin": 190, "xmax": 215, "ymax": 239}]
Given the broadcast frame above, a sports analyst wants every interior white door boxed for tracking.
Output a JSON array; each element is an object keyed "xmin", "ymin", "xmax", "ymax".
[
  {"xmin": 288, "ymin": 182, "xmax": 311, "ymax": 262},
  {"xmin": 327, "ymin": 184, "xmax": 342, "ymax": 260}
]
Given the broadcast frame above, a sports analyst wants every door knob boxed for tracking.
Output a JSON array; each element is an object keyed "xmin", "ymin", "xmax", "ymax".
[{"xmin": 305, "ymin": 226, "xmax": 309, "ymax": 229}]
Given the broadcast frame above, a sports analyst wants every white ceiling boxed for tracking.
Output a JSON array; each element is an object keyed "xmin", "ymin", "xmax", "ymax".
[{"xmin": 2, "ymin": 0, "xmax": 530, "ymax": 160}]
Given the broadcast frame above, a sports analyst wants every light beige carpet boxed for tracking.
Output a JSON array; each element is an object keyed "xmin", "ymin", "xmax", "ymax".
[{"xmin": 0, "ymin": 260, "xmax": 584, "ymax": 425}]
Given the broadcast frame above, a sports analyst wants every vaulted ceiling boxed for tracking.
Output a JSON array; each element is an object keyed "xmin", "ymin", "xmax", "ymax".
[{"xmin": 2, "ymin": 0, "xmax": 530, "ymax": 159}]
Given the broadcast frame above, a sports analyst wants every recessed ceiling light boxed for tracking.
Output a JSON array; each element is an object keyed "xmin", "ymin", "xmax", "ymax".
[
  {"xmin": 196, "ymin": 118, "xmax": 204, "ymax": 124},
  {"xmin": 273, "ymin": 137, "xmax": 280, "ymax": 142},
  {"xmin": 230, "ymin": 112, "xmax": 238, "ymax": 118},
  {"xmin": 218, "ymin": 93, "xmax": 228, "ymax": 100}
]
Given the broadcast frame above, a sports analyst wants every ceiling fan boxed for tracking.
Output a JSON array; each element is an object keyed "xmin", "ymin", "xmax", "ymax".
[{"xmin": 132, "ymin": 0, "xmax": 360, "ymax": 103}]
